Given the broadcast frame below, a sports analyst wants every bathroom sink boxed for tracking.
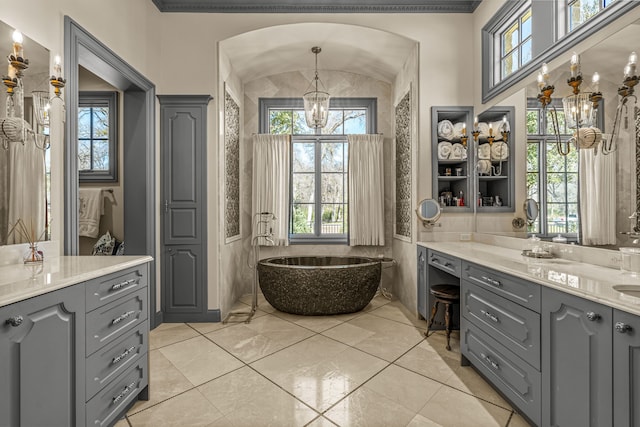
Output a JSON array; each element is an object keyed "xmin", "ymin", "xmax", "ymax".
[{"xmin": 613, "ymin": 284, "xmax": 640, "ymax": 298}]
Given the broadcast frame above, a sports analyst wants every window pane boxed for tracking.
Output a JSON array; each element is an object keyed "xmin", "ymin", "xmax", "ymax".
[
  {"xmin": 526, "ymin": 172, "xmax": 539, "ymax": 201},
  {"xmin": 321, "ymin": 173, "xmax": 344, "ymax": 203},
  {"xmin": 527, "ymin": 142, "xmax": 539, "ymax": 173},
  {"xmin": 566, "ymin": 150, "xmax": 579, "ymax": 172},
  {"xmin": 546, "ymin": 144, "xmax": 566, "ymax": 172},
  {"xmin": 521, "ymin": 9, "xmax": 532, "ymax": 39},
  {"xmin": 343, "ymin": 109, "xmax": 367, "ymax": 134},
  {"xmin": 548, "ymin": 203, "xmax": 568, "ymax": 234},
  {"xmin": 270, "ymin": 110, "xmax": 292, "ymax": 134},
  {"xmin": 321, "ymin": 143, "xmax": 345, "ymax": 172},
  {"xmin": 293, "ymin": 110, "xmax": 315, "ymax": 134},
  {"xmin": 546, "ymin": 110, "xmax": 568, "ymax": 134},
  {"xmin": 321, "ymin": 204, "xmax": 346, "ymax": 234},
  {"xmin": 569, "ymin": 0, "xmax": 601, "ymax": 31},
  {"xmin": 91, "ymin": 140, "xmax": 110, "ymax": 171},
  {"xmin": 502, "ymin": 51, "xmax": 519, "ymax": 78},
  {"xmin": 292, "ymin": 173, "xmax": 315, "ymax": 203},
  {"xmin": 292, "ymin": 203, "xmax": 315, "ymax": 234},
  {"xmin": 567, "ymin": 173, "xmax": 578, "ymax": 201},
  {"xmin": 78, "ymin": 107, "xmax": 92, "ymax": 138},
  {"xmin": 92, "ymin": 107, "xmax": 109, "ymax": 138},
  {"xmin": 547, "ymin": 173, "xmax": 567, "ymax": 202},
  {"xmin": 502, "ymin": 22, "xmax": 519, "ymax": 55},
  {"xmin": 78, "ymin": 140, "xmax": 91, "ymax": 170},
  {"xmin": 521, "ymin": 38, "xmax": 532, "ymax": 65},
  {"xmin": 292, "ymin": 143, "xmax": 315, "ymax": 172},
  {"xmin": 322, "ymin": 111, "xmax": 344, "ymax": 135},
  {"xmin": 526, "ymin": 110, "xmax": 539, "ymax": 134},
  {"xmin": 567, "ymin": 204, "xmax": 579, "ymax": 233}
]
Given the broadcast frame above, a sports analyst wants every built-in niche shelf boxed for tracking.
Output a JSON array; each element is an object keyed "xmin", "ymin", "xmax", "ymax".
[{"xmin": 431, "ymin": 106, "xmax": 473, "ymax": 212}]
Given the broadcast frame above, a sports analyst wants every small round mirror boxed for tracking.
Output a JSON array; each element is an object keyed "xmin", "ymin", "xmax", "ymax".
[
  {"xmin": 524, "ymin": 198, "xmax": 539, "ymax": 225},
  {"xmin": 416, "ymin": 199, "xmax": 441, "ymax": 225}
]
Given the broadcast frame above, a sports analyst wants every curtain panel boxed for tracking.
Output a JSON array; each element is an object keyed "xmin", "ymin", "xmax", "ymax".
[
  {"xmin": 251, "ymin": 134, "xmax": 291, "ymax": 246},
  {"xmin": 348, "ymin": 134, "xmax": 385, "ymax": 246},
  {"xmin": 579, "ymin": 148, "xmax": 616, "ymax": 245}
]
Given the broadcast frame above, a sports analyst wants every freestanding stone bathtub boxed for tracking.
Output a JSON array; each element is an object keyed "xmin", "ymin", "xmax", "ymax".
[{"xmin": 257, "ymin": 256, "xmax": 381, "ymax": 315}]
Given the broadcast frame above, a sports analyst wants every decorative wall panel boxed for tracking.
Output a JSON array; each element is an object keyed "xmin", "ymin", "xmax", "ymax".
[
  {"xmin": 224, "ymin": 85, "xmax": 240, "ymax": 241},
  {"xmin": 395, "ymin": 88, "xmax": 412, "ymax": 239},
  {"xmin": 636, "ymin": 107, "xmax": 640, "ymax": 219}
]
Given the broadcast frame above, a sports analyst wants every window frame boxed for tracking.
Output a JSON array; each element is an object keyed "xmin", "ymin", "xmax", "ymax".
[
  {"xmin": 259, "ymin": 97, "xmax": 377, "ymax": 244},
  {"xmin": 497, "ymin": 5, "xmax": 533, "ymax": 82},
  {"xmin": 78, "ymin": 91, "xmax": 118, "ymax": 183},
  {"xmin": 482, "ymin": 0, "xmax": 639, "ymax": 103}
]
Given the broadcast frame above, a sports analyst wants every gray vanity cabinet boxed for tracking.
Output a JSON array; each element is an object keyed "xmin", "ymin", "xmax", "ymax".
[
  {"xmin": 0, "ymin": 286, "xmax": 85, "ymax": 427},
  {"xmin": 613, "ymin": 309, "xmax": 640, "ymax": 427},
  {"xmin": 417, "ymin": 246, "xmax": 427, "ymax": 319},
  {"xmin": 542, "ymin": 287, "xmax": 613, "ymax": 427}
]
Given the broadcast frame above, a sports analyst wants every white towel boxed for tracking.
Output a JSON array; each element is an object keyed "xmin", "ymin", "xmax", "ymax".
[
  {"xmin": 478, "ymin": 122, "xmax": 490, "ymax": 139},
  {"xmin": 491, "ymin": 141, "xmax": 509, "ymax": 160},
  {"xmin": 79, "ymin": 188, "xmax": 104, "ymax": 238},
  {"xmin": 478, "ymin": 143, "xmax": 491, "ymax": 160},
  {"xmin": 438, "ymin": 120, "xmax": 455, "ymax": 140},
  {"xmin": 477, "ymin": 159, "xmax": 492, "ymax": 175},
  {"xmin": 438, "ymin": 141, "xmax": 452, "ymax": 160},
  {"xmin": 450, "ymin": 143, "xmax": 466, "ymax": 160},
  {"xmin": 453, "ymin": 122, "xmax": 466, "ymax": 139}
]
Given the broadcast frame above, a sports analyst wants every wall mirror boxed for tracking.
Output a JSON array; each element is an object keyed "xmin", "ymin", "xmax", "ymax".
[
  {"xmin": 524, "ymin": 198, "xmax": 539, "ymax": 226},
  {"xmin": 0, "ymin": 20, "xmax": 50, "ymax": 245},
  {"xmin": 416, "ymin": 198, "xmax": 441, "ymax": 227},
  {"xmin": 478, "ymin": 15, "xmax": 640, "ymax": 249}
]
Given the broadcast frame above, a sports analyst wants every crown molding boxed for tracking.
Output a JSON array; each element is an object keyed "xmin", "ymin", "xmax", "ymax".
[{"xmin": 151, "ymin": 0, "xmax": 481, "ymax": 13}]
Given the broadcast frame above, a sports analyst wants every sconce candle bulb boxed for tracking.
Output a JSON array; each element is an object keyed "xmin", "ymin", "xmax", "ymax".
[
  {"xmin": 592, "ymin": 72, "xmax": 600, "ymax": 93},
  {"xmin": 570, "ymin": 51, "xmax": 580, "ymax": 78},
  {"xmin": 11, "ymin": 30, "xmax": 23, "ymax": 59},
  {"xmin": 53, "ymin": 55, "xmax": 61, "ymax": 76}
]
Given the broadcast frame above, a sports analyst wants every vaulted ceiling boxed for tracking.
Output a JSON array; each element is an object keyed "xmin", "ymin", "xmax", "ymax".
[{"xmin": 152, "ymin": 0, "xmax": 481, "ymax": 13}]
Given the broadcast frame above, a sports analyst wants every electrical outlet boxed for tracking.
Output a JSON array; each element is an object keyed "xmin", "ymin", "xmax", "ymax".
[{"xmin": 460, "ymin": 233, "xmax": 471, "ymax": 241}]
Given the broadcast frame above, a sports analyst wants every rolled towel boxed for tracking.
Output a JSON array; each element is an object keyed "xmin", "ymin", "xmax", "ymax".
[
  {"xmin": 438, "ymin": 141, "xmax": 452, "ymax": 160},
  {"xmin": 477, "ymin": 159, "xmax": 492, "ymax": 175},
  {"xmin": 478, "ymin": 143, "xmax": 491, "ymax": 160},
  {"xmin": 478, "ymin": 122, "xmax": 490, "ymax": 139},
  {"xmin": 438, "ymin": 120, "xmax": 455, "ymax": 140},
  {"xmin": 450, "ymin": 143, "xmax": 465, "ymax": 160},
  {"xmin": 491, "ymin": 141, "xmax": 509, "ymax": 160},
  {"xmin": 453, "ymin": 122, "xmax": 466, "ymax": 139}
]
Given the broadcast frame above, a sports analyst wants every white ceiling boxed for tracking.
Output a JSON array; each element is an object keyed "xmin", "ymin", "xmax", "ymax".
[{"xmin": 220, "ymin": 23, "xmax": 417, "ymax": 83}]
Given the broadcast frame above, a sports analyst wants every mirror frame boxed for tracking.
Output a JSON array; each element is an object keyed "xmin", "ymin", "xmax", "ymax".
[{"xmin": 416, "ymin": 198, "xmax": 441, "ymax": 226}]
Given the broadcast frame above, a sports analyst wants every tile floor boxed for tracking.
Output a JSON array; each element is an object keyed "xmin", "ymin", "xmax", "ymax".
[{"xmin": 117, "ymin": 295, "xmax": 532, "ymax": 427}]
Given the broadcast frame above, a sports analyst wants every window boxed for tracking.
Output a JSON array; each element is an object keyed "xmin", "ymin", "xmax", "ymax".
[
  {"xmin": 78, "ymin": 92, "xmax": 118, "ymax": 182},
  {"xmin": 499, "ymin": 7, "xmax": 532, "ymax": 80},
  {"xmin": 568, "ymin": 0, "xmax": 616, "ymax": 32},
  {"xmin": 526, "ymin": 100, "xmax": 578, "ymax": 237},
  {"xmin": 260, "ymin": 98, "xmax": 376, "ymax": 243}
]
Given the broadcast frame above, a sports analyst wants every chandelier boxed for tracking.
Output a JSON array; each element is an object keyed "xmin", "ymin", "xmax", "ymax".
[
  {"xmin": 303, "ymin": 46, "xmax": 330, "ymax": 129},
  {"xmin": 1, "ymin": 30, "xmax": 65, "ymax": 150},
  {"xmin": 536, "ymin": 51, "xmax": 638, "ymax": 156}
]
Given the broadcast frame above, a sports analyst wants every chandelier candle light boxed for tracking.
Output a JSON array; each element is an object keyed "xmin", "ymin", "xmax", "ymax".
[{"xmin": 303, "ymin": 46, "xmax": 330, "ymax": 129}]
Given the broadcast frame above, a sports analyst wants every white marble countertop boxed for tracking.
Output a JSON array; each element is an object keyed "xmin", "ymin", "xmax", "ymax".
[
  {"xmin": 418, "ymin": 241, "xmax": 640, "ymax": 316},
  {"xmin": 0, "ymin": 256, "xmax": 153, "ymax": 308}
]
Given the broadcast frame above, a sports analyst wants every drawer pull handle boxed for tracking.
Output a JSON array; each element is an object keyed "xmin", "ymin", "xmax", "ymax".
[
  {"xmin": 111, "ymin": 279, "xmax": 136, "ymax": 292},
  {"xmin": 480, "ymin": 353, "xmax": 500, "ymax": 370},
  {"xmin": 112, "ymin": 381, "xmax": 137, "ymax": 404},
  {"xmin": 615, "ymin": 322, "xmax": 632, "ymax": 333},
  {"xmin": 431, "ymin": 258, "xmax": 454, "ymax": 270},
  {"xmin": 112, "ymin": 346, "xmax": 137, "ymax": 365},
  {"xmin": 444, "ymin": 262, "xmax": 454, "ymax": 269},
  {"xmin": 481, "ymin": 310, "xmax": 499, "ymax": 323},
  {"xmin": 586, "ymin": 312, "xmax": 601, "ymax": 322},
  {"xmin": 112, "ymin": 311, "xmax": 136, "ymax": 326},
  {"xmin": 419, "ymin": 253, "xmax": 425, "ymax": 263},
  {"xmin": 5, "ymin": 316, "xmax": 23, "ymax": 327},
  {"xmin": 481, "ymin": 276, "xmax": 502, "ymax": 287}
]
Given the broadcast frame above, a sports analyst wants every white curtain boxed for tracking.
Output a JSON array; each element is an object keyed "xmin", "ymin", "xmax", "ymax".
[
  {"xmin": 579, "ymin": 148, "xmax": 616, "ymax": 245},
  {"xmin": 7, "ymin": 134, "xmax": 46, "ymax": 244},
  {"xmin": 348, "ymin": 134, "xmax": 385, "ymax": 246},
  {"xmin": 252, "ymin": 134, "xmax": 290, "ymax": 246}
]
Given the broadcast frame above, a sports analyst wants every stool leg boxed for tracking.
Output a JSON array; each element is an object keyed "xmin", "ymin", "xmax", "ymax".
[
  {"xmin": 444, "ymin": 302, "xmax": 452, "ymax": 351},
  {"xmin": 425, "ymin": 301, "xmax": 439, "ymax": 338}
]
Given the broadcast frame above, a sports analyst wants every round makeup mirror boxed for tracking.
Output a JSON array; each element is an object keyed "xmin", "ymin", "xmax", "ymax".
[
  {"xmin": 524, "ymin": 198, "xmax": 539, "ymax": 225},
  {"xmin": 416, "ymin": 199, "xmax": 441, "ymax": 227}
]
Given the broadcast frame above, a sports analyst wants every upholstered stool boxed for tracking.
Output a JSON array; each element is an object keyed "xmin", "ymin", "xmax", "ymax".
[{"xmin": 424, "ymin": 284, "xmax": 460, "ymax": 351}]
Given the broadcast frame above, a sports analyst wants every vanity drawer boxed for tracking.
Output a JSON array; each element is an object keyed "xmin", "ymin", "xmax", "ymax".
[
  {"xmin": 462, "ymin": 323, "xmax": 541, "ymax": 426},
  {"xmin": 86, "ymin": 288, "xmax": 148, "ymax": 356},
  {"xmin": 428, "ymin": 250, "xmax": 461, "ymax": 277},
  {"xmin": 86, "ymin": 265, "xmax": 148, "ymax": 312},
  {"xmin": 462, "ymin": 262, "xmax": 540, "ymax": 312},
  {"xmin": 462, "ymin": 280, "xmax": 540, "ymax": 369},
  {"xmin": 86, "ymin": 322, "xmax": 148, "ymax": 401},
  {"xmin": 86, "ymin": 358, "xmax": 148, "ymax": 427}
]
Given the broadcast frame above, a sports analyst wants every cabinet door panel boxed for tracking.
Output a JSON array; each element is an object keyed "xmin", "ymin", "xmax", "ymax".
[
  {"xmin": 0, "ymin": 286, "xmax": 84, "ymax": 427},
  {"xmin": 542, "ymin": 287, "xmax": 612, "ymax": 427},
  {"xmin": 417, "ymin": 246, "xmax": 427, "ymax": 319},
  {"xmin": 613, "ymin": 309, "xmax": 640, "ymax": 427}
]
